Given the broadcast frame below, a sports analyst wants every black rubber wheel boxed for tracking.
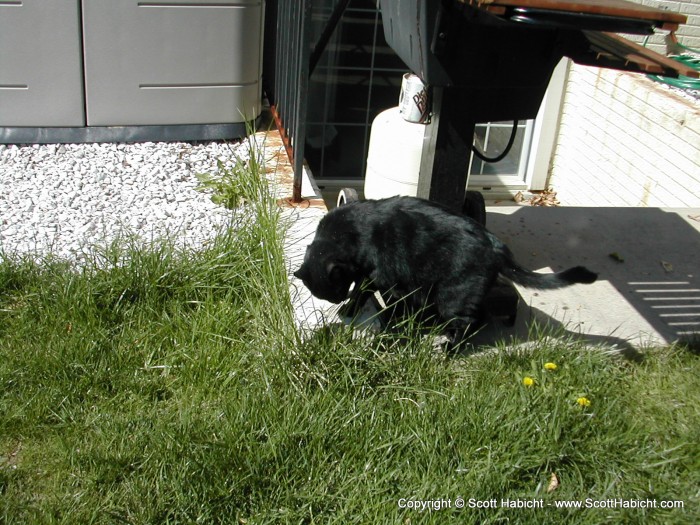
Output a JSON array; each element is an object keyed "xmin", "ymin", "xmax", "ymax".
[
  {"xmin": 337, "ymin": 187, "xmax": 360, "ymax": 207},
  {"xmin": 463, "ymin": 190, "xmax": 486, "ymax": 226}
]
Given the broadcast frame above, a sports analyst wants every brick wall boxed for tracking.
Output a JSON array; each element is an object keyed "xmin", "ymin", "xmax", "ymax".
[
  {"xmin": 549, "ymin": 64, "xmax": 700, "ymax": 207},
  {"xmin": 547, "ymin": 0, "xmax": 700, "ymax": 208}
]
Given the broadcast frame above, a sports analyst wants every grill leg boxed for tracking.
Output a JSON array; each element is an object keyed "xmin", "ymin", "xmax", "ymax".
[{"xmin": 417, "ymin": 86, "xmax": 475, "ymax": 213}]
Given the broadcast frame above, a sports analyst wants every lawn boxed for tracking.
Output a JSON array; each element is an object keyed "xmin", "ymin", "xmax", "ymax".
[{"xmin": 1, "ymin": 148, "xmax": 698, "ymax": 524}]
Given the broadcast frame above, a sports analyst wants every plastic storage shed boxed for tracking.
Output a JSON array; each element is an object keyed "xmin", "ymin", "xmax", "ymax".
[{"xmin": 0, "ymin": 0, "xmax": 265, "ymax": 143}]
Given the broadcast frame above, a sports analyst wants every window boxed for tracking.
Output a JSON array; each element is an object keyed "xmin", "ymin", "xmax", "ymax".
[
  {"xmin": 469, "ymin": 120, "xmax": 535, "ymax": 191},
  {"xmin": 306, "ymin": 0, "xmax": 405, "ymax": 184}
]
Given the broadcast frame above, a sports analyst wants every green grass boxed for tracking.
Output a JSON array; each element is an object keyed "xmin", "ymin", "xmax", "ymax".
[{"xmin": 1, "ymin": 147, "xmax": 699, "ymax": 524}]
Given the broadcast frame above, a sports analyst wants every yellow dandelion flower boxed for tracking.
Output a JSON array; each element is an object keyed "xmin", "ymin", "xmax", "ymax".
[
  {"xmin": 576, "ymin": 396, "xmax": 591, "ymax": 407},
  {"xmin": 523, "ymin": 376, "xmax": 535, "ymax": 387},
  {"xmin": 544, "ymin": 362, "xmax": 558, "ymax": 371}
]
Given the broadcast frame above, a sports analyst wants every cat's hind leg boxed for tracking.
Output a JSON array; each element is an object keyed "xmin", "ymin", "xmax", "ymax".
[{"xmin": 436, "ymin": 276, "xmax": 493, "ymax": 351}]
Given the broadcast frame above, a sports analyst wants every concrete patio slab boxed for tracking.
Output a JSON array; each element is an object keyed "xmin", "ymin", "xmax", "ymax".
[
  {"xmin": 481, "ymin": 205, "xmax": 700, "ymax": 349},
  {"xmin": 260, "ymin": 129, "xmax": 339, "ymax": 333}
]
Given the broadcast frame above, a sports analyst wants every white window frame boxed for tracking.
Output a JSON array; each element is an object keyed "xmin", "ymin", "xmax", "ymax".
[{"xmin": 467, "ymin": 58, "xmax": 570, "ymax": 196}]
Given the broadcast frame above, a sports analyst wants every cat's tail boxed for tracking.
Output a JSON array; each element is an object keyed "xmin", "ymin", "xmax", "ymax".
[{"xmin": 489, "ymin": 233, "xmax": 597, "ymax": 289}]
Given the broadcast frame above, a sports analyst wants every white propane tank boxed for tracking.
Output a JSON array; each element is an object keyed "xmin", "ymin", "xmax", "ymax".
[{"xmin": 364, "ymin": 107, "xmax": 426, "ymax": 199}]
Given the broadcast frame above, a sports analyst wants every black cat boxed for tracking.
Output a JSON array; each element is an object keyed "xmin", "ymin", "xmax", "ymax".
[{"xmin": 294, "ymin": 196, "xmax": 597, "ymax": 341}]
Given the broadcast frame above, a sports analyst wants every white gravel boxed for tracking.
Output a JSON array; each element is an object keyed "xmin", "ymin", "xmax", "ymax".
[{"xmin": 0, "ymin": 141, "xmax": 249, "ymax": 264}]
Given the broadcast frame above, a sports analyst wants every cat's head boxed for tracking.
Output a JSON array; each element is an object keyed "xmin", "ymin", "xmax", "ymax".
[{"xmin": 294, "ymin": 240, "xmax": 357, "ymax": 304}]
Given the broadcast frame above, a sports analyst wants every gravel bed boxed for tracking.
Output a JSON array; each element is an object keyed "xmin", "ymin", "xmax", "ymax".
[{"xmin": 0, "ymin": 141, "xmax": 248, "ymax": 264}]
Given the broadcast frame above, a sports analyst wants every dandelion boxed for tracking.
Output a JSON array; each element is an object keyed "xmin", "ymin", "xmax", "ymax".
[
  {"xmin": 544, "ymin": 362, "xmax": 558, "ymax": 371},
  {"xmin": 523, "ymin": 376, "xmax": 535, "ymax": 387},
  {"xmin": 576, "ymin": 396, "xmax": 591, "ymax": 408}
]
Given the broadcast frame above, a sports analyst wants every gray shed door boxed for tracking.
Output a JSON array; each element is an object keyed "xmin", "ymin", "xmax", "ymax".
[
  {"xmin": 82, "ymin": 0, "xmax": 264, "ymax": 126},
  {"xmin": 0, "ymin": 0, "xmax": 85, "ymax": 127}
]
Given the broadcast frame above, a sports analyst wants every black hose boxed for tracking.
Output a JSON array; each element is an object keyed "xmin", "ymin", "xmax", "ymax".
[{"xmin": 471, "ymin": 120, "xmax": 519, "ymax": 163}]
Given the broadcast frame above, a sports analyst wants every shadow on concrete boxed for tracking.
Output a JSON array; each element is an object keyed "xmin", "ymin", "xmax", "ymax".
[{"xmin": 473, "ymin": 205, "xmax": 700, "ymax": 350}]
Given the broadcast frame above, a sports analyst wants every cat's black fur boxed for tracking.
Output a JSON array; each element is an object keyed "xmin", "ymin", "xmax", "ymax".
[{"xmin": 294, "ymin": 196, "xmax": 597, "ymax": 340}]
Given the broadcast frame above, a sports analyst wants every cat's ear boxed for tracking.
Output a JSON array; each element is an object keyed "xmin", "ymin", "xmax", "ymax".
[
  {"xmin": 294, "ymin": 265, "xmax": 309, "ymax": 280},
  {"xmin": 326, "ymin": 261, "xmax": 352, "ymax": 283}
]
